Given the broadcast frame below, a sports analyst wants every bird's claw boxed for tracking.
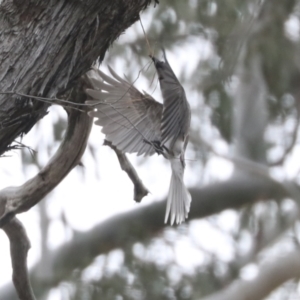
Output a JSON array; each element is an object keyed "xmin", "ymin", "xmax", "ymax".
[{"xmin": 143, "ymin": 139, "xmax": 165, "ymax": 155}]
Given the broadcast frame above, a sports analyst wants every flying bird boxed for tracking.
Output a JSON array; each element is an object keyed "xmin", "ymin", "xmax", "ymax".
[{"xmin": 85, "ymin": 50, "xmax": 191, "ymax": 225}]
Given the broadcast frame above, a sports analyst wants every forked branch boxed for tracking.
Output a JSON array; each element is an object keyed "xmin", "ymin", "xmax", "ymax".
[{"xmin": 0, "ymin": 79, "xmax": 93, "ymax": 228}]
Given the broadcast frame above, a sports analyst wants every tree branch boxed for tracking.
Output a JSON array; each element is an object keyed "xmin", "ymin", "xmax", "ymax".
[
  {"xmin": 200, "ymin": 249, "xmax": 300, "ymax": 300},
  {"xmin": 2, "ymin": 218, "xmax": 35, "ymax": 300},
  {"xmin": 0, "ymin": 80, "xmax": 93, "ymax": 228},
  {"xmin": 231, "ymin": 205, "xmax": 300, "ymax": 271},
  {"xmin": 104, "ymin": 139, "xmax": 149, "ymax": 202}
]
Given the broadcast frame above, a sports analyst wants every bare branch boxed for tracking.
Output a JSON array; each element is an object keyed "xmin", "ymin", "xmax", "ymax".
[
  {"xmin": 2, "ymin": 218, "xmax": 35, "ymax": 300},
  {"xmin": 200, "ymin": 249, "xmax": 300, "ymax": 300},
  {"xmin": 231, "ymin": 205, "xmax": 300, "ymax": 271},
  {"xmin": 0, "ymin": 176, "xmax": 291, "ymax": 300},
  {"xmin": 104, "ymin": 140, "xmax": 149, "ymax": 202},
  {"xmin": 0, "ymin": 80, "xmax": 93, "ymax": 228}
]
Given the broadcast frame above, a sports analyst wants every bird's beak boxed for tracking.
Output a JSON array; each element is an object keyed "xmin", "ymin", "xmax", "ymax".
[
  {"xmin": 149, "ymin": 55, "xmax": 157, "ymax": 63},
  {"xmin": 150, "ymin": 55, "xmax": 164, "ymax": 69}
]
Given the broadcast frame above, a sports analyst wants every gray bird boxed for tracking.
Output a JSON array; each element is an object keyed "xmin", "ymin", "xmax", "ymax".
[{"xmin": 85, "ymin": 50, "xmax": 191, "ymax": 225}]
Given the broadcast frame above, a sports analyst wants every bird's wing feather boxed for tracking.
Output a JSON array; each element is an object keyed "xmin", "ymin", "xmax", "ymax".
[
  {"xmin": 155, "ymin": 51, "xmax": 191, "ymax": 148},
  {"xmin": 86, "ymin": 67, "xmax": 162, "ymax": 156}
]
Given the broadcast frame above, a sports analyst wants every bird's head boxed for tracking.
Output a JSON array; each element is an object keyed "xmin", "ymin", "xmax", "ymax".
[
  {"xmin": 150, "ymin": 55, "xmax": 165, "ymax": 69},
  {"xmin": 150, "ymin": 49, "xmax": 177, "ymax": 82}
]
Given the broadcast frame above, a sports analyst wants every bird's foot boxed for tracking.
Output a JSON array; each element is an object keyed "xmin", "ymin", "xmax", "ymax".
[{"xmin": 143, "ymin": 139, "xmax": 168, "ymax": 155}]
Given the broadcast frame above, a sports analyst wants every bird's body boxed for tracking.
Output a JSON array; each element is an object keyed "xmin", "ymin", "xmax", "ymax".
[{"xmin": 86, "ymin": 51, "xmax": 191, "ymax": 225}]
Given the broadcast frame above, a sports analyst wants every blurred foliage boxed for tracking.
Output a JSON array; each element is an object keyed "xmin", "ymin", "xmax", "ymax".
[
  {"xmin": 69, "ymin": 241, "xmax": 228, "ymax": 300},
  {"xmin": 64, "ymin": 200, "xmax": 300, "ymax": 300}
]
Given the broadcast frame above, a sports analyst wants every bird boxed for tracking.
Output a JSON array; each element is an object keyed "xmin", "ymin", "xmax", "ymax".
[{"xmin": 85, "ymin": 50, "xmax": 191, "ymax": 225}]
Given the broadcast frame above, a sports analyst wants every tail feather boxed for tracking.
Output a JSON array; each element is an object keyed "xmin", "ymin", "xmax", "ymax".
[{"xmin": 165, "ymin": 159, "xmax": 191, "ymax": 225}]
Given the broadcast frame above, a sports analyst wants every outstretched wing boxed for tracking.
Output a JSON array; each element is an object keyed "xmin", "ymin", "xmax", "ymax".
[
  {"xmin": 152, "ymin": 50, "xmax": 191, "ymax": 148},
  {"xmin": 86, "ymin": 67, "xmax": 163, "ymax": 156}
]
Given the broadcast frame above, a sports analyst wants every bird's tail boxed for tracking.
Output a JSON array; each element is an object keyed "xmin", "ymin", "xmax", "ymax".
[{"xmin": 165, "ymin": 158, "xmax": 191, "ymax": 225}]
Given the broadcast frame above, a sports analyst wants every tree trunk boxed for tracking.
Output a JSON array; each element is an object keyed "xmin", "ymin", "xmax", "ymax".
[{"xmin": 0, "ymin": 0, "xmax": 154, "ymax": 155}]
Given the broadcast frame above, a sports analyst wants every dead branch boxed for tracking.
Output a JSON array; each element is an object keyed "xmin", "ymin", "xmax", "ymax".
[
  {"xmin": 2, "ymin": 218, "xmax": 35, "ymax": 300},
  {"xmin": 104, "ymin": 139, "xmax": 149, "ymax": 202}
]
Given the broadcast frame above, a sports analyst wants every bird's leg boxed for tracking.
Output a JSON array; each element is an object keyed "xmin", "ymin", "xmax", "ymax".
[
  {"xmin": 162, "ymin": 145, "xmax": 170, "ymax": 154},
  {"xmin": 152, "ymin": 140, "xmax": 164, "ymax": 154},
  {"xmin": 143, "ymin": 139, "xmax": 167, "ymax": 156},
  {"xmin": 180, "ymin": 153, "xmax": 186, "ymax": 168}
]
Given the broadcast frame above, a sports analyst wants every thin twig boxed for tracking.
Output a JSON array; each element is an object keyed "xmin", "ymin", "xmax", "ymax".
[
  {"xmin": 0, "ymin": 88, "xmax": 153, "ymax": 145},
  {"xmin": 0, "ymin": 60, "xmax": 158, "ymax": 153},
  {"xmin": 0, "ymin": 91, "xmax": 86, "ymax": 111},
  {"xmin": 139, "ymin": 16, "xmax": 153, "ymax": 56},
  {"xmin": 138, "ymin": 15, "xmax": 158, "ymax": 93}
]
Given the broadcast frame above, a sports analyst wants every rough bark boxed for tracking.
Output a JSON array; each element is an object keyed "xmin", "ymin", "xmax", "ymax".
[{"xmin": 0, "ymin": 0, "xmax": 155, "ymax": 155}]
